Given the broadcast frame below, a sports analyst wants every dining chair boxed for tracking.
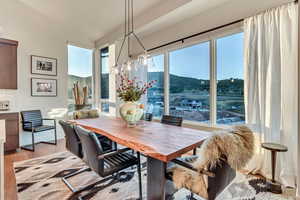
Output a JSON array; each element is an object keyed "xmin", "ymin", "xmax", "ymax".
[
  {"xmin": 161, "ymin": 115, "xmax": 198, "ymax": 155},
  {"xmin": 59, "ymin": 120, "xmax": 91, "ymax": 193},
  {"xmin": 20, "ymin": 110, "xmax": 57, "ymax": 151},
  {"xmin": 73, "ymin": 109, "xmax": 117, "ymax": 151},
  {"xmin": 161, "ymin": 115, "xmax": 183, "ymax": 127},
  {"xmin": 74, "ymin": 125, "xmax": 143, "ymax": 200}
]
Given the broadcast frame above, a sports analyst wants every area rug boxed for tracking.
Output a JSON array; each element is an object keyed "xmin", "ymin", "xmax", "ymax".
[{"xmin": 13, "ymin": 151, "xmax": 294, "ymax": 200}]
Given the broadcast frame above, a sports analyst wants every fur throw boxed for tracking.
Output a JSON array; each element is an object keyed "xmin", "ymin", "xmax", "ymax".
[{"xmin": 171, "ymin": 125, "xmax": 255, "ymax": 199}]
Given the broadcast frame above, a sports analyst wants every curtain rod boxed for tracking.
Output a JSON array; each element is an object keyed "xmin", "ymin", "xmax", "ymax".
[
  {"xmin": 147, "ymin": 0, "xmax": 297, "ymax": 52},
  {"xmin": 147, "ymin": 19, "xmax": 243, "ymax": 52}
]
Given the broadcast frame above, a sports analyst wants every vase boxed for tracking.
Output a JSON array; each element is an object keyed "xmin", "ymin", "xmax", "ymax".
[{"xmin": 119, "ymin": 101, "xmax": 144, "ymax": 127}]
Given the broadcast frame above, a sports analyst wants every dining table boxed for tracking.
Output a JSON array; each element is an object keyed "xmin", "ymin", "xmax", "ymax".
[{"xmin": 72, "ymin": 116, "xmax": 212, "ymax": 200}]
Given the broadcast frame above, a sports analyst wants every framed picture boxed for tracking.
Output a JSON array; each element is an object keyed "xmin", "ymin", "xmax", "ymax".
[
  {"xmin": 31, "ymin": 78, "xmax": 57, "ymax": 97},
  {"xmin": 31, "ymin": 55, "xmax": 57, "ymax": 76}
]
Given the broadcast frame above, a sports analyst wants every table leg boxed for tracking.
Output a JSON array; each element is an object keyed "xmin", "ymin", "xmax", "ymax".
[
  {"xmin": 147, "ymin": 157, "xmax": 166, "ymax": 200},
  {"xmin": 271, "ymin": 151, "xmax": 277, "ymax": 183}
]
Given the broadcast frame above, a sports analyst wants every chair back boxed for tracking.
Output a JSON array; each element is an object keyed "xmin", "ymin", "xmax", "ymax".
[
  {"xmin": 144, "ymin": 113, "xmax": 153, "ymax": 121},
  {"xmin": 161, "ymin": 115, "xmax": 183, "ymax": 127},
  {"xmin": 74, "ymin": 126, "xmax": 104, "ymax": 173},
  {"xmin": 73, "ymin": 109, "xmax": 99, "ymax": 120},
  {"xmin": 59, "ymin": 120, "xmax": 82, "ymax": 158},
  {"xmin": 21, "ymin": 110, "xmax": 43, "ymax": 129}
]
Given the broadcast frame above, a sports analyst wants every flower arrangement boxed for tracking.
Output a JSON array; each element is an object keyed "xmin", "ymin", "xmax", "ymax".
[{"xmin": 117, "ymin": 74, "xmax": 156, "ymax": 102}]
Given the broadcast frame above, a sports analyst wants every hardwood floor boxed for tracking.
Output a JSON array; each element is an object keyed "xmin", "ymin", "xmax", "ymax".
[{"xmin": 4, "ymin": 139, "xmax": 66, "ymax": 200}]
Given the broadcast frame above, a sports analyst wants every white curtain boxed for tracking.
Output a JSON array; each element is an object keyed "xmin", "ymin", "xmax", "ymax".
[{"xmin": 244, "ymin": 2, "xmax": 298, "ymax": 187}]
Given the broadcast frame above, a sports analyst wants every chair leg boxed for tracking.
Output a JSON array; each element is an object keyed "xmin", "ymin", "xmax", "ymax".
[
  {"xmin": 62, "ymin": 167, "xmax": 91, "ymax": 193},
  {"xmin": 40, "ymin": 128, "xmax": 57, "ymax": 146},
  {"xmin": 193, "ymin": 148, "xmax": 197, "ymax": 155},
  {"xmin": 21, "ymin": 132, "xmax": 35, "ymax": 152},
  {"xmin": 137, "ymin": 152, "xmax": 143, "ymax": 200}
]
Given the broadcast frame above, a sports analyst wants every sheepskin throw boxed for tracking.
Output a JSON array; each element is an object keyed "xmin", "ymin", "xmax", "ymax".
[{"xmin": 171, "ymin": 125, "xmax": 255, "ymax": 199}]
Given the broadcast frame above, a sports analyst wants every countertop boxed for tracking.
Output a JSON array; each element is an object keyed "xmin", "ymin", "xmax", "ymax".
[{"xmin": 0, "ymin": 120, "xmax": 5, "ymax": 143}]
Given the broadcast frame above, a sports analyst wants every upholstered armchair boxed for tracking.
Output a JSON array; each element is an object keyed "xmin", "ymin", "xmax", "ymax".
[{"xmin": 166, "ymin": 126, "xmax": 255, "ymax": 200}]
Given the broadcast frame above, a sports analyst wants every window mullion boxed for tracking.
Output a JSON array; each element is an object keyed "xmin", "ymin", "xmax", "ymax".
[
  {"xmin": 164, "ymin": 52, "xmax": 170, "ymax": 115},
  {"xmin": 210, "ymin": 39, "xmax": 217, "ymax": 125}
]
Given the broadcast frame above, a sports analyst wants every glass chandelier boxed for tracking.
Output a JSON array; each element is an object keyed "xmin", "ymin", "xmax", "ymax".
[{"xmin": 112, "ymin": 0, "xmax": 153, "ymax": 74}]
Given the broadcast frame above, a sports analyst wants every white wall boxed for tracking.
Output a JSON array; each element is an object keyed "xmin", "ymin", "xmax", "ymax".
[{"xmin": 0, "ymin": 0, "xmax": 94, "ymax": 146}]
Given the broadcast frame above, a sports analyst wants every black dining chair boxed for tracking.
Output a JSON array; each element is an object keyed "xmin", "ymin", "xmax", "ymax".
[
  {"xmin": 59, "ymin": 120, "xmax": 91, "ymax": 193},
  {"xmin": 73, "ymin": 109, "xmax": 117, "ymax": 151},
  {"xmin": 161, "ymin": 115, "xmax": 183, "ymax": 127},
  {"xmin": 20, "ymin": 110, "xmax": 57, "ymax": 151},
  {"xmin": 74, "ymin": 125, "xmax": 143, "ymax": 199},
  {"xmin": 161, "ymin": 115, "xmax": 197, "ymax": 155}
]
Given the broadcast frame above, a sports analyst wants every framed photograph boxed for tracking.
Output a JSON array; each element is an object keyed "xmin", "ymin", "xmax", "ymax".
[
  {"xmin": 31, "ymin": 55, "xmax": 57, "ymax": 76},
  {"xmin": 31, "ymin": 78, "xmax": 57, "ymax": 97}
]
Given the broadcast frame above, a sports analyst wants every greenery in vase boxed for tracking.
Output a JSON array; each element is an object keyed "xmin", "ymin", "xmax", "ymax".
[{"xmin": 117, "ymin": 74, "xmax": 156, "ymax": 102}]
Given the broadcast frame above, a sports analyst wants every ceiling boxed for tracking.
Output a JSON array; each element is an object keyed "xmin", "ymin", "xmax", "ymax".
[
  {"xmin": 18, "ymin": 0, "xmax": 295, "ymax": 46},
  {"xmin": 18, "ymin": 0, "xmax": 163, "ymax": 42}
]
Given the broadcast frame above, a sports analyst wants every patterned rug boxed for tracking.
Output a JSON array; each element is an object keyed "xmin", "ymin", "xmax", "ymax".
[{"xmin": 13, "ymin": 151, "xmax": 294, "ymax": 200}]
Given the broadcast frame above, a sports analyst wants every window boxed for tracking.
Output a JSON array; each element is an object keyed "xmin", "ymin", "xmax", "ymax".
[
  {"xmin": 68, "ymin": 45, "xmax": 93, "ymax": 111},
  {"xmin": 100, "ymin": 47, "xmax": 110, "ymax": 112},
  {"xmin": 147, "ymin": 31, "xmax": 245, "ymax": 126},
  {"xmin": 169, "ymin": 42, "xmax": 210, "ymax": 123},
  {"xmin": 147, "ymin": 54, "xmax": 164, "ymax": 117},
  {"xmin": 216, "ymin": 33, "xmax": 245, "ymax": 124}
]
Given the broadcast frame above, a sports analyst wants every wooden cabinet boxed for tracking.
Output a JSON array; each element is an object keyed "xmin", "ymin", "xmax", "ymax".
[
  {"xmin": 0, "ymin": 113, "xmax": 19, "ymax": 152},
  {"xmin": 0, "ymin": 38, "xmax": 18, "ymax": 89}
]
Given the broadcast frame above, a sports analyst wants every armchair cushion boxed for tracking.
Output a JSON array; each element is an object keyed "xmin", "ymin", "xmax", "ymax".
[{"xmin": 32, "ymin": 125, "xmax": 55, "ymax": 132}]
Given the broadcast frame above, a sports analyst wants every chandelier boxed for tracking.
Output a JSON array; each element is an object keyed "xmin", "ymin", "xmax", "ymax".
[{"xmin": 112, "ymin": 0, "xmax": 152, "ymax": 74}]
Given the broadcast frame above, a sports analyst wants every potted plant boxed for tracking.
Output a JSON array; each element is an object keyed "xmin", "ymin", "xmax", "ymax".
[{"xmin": 117, "ymin": 74, "xmax": 156, "ymax": 127}]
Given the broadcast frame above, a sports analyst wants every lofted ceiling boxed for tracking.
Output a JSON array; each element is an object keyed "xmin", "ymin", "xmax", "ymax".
[
  {"xmin": 18, "ymin": 0, "xmax": 163, "ymax": 42},
  {"xmin": 18, "ymin": 0, "xmax": 295, "ymax": 46}
]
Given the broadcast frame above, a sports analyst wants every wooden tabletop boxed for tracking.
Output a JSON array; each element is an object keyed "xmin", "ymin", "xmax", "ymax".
[
  {"xmin": 72, "ymin": 116, "xmax": 212, "ymax": 162},
  {"xmin": 261, "ymin": 143, "xmax": 288, "ymax": 152}
]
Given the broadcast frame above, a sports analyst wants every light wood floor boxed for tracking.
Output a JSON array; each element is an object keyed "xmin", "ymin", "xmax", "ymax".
[{"xmin": 4, "ymin": 139, "xmax": 66, "ymax": 200}]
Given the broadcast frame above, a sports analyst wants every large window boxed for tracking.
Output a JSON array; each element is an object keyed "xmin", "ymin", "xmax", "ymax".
[
  {"xmin": 147, "ymin": 31, "xmax": 245, "ymax": 126},
  {"xmin": 100, "ymin": 47, "xmax": 110, "ymax": 112},
  {"xmin": 216, "ymin": 33, "xmax": 245, "ymax": 124},
  {"xmin": 68, "ymin": 45, "xmax": 93, "ymax": 111},
  {"xmin": 169, "ymin": 42, "xmax": 210, "ymax": 123},
  {"xmin": 147, "ymin": 55, "xmax": 164, "ymax": 117}
]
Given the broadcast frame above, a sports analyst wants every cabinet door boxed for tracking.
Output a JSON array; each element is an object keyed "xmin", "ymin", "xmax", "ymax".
[{"xmin": 0, "ymin": 40, "xmax": 18, "ymax": 89}]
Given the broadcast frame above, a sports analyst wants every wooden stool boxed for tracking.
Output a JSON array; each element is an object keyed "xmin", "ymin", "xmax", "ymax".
[{"xmin": 261, "ymin": 142, "xmax": 288, "ymax": 194}]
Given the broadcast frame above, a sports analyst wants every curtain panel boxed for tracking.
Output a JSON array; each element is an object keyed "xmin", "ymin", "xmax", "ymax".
[{"xmin": 244, "ymin": 2, "xmax": 298, "ymax": 187}]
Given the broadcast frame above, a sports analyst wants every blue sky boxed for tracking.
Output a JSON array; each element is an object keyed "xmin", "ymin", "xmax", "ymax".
[
  {"xmin": 150, "ymin": 32, "xmax": 244, "ymax": 80},
  {"xmin": 68, "ymin": 45, "xmax": 93, "ymax": 77},
  {"xmin": 69, "ymin": 32, "xmax": 244, "ymax": 80}
]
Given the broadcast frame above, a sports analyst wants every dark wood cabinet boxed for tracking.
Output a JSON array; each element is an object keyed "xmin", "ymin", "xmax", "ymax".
[
  {"xmin": 0, "ymin": 113, "xmax": 19, "ymax": 152},
  {"xmin": 0, "ymin": 38, "xmax": 18, "ymax": 89}
]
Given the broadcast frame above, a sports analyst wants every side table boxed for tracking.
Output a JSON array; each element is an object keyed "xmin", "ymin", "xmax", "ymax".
[{"xmin": 261, "ymin": 142, "xmax": 288, "ymax": 194}]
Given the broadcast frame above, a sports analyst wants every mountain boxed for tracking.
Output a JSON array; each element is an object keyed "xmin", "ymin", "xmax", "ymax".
[{"xmin": 148, "ymin": 72, "xmax": 243, "ymax": 95}]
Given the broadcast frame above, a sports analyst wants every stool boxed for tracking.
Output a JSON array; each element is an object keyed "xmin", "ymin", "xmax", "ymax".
[{"xmin": 261, "ymin": 142, "xmax": 288, "ymax": 194}]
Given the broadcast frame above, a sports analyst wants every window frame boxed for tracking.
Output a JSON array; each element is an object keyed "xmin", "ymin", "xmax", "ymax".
[
  {"xmin": 99, "ymin": 47, "xmax": 110, "ymax": 113},
  {"xmin": 149, "ymin": 27, "xmax": 244, "ymax": 127}
]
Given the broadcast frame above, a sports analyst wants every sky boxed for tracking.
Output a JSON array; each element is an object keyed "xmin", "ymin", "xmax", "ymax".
[
  {"xmin": 69, "ymin": 32, "xmax": 244, "ymax": 80},
  {"xmin": 68, "ymin": 45, "xmax": 93, "ymax": 77},
  {"xmin": 150, "ymin": 32, "xmax": 244, "ymax": 80}
]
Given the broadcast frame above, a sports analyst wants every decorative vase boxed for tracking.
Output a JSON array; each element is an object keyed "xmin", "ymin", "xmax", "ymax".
[{"xmin": 119, "ymin": 101, "xmax": 144, "ymax": 127}]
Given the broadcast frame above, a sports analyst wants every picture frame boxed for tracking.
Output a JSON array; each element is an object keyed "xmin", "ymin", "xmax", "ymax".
[
  {"xmin": 31, "ymin": 78, "xmax": 57, "ymax": 97},
  {"xmin": 31, "ymin": 55, "xmax": 57, "ymax": 76}
]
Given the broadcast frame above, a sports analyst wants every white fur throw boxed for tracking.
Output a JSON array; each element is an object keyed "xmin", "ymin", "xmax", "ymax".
[{"xmin": 171, "ymin": 125, "xmax": 255, "ymax": 199}]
